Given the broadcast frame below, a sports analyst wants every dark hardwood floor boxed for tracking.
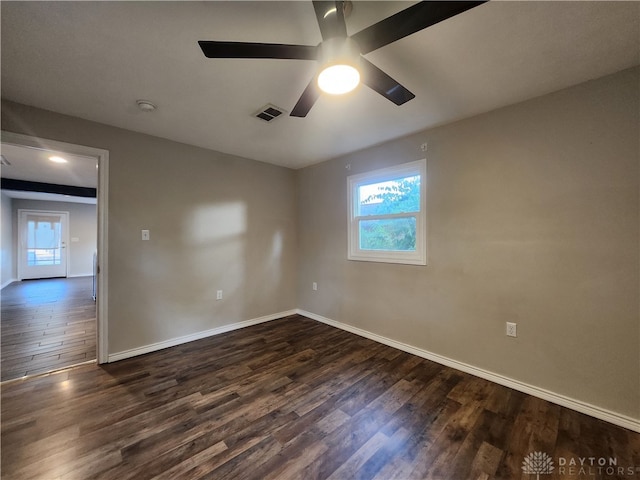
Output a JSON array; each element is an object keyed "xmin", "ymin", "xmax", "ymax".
[
  {"xmin": 1, "ymin": 277, "xmax": 96, "ymax": 382},
  {"xmin": 1, "ymin": 315, "xmax": 638, "ymax": 479}
]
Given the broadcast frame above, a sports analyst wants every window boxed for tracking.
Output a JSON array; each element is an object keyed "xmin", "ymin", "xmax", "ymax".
[
  {"xmin": 26, "ymin": 217, "xmax": 63, "ymax": 266},
  {"xmin": 348, "ymin": 159, "xmax": 427, "ymax": 265}
]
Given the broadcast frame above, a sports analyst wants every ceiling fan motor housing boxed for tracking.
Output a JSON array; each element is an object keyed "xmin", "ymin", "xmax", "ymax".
[{"xmin": 318, "ymin": 36, "xmax": 361, "ymax": 71}]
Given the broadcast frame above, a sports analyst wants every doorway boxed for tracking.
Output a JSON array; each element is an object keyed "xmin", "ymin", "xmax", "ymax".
[{"xmin": 1, "ymin": 131, "xmax": 109, "ymax": 369}]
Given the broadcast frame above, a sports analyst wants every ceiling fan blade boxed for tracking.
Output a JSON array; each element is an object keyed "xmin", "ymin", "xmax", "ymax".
[
  {"xmin": 290, "ymin": 77, "xmax": 321, "ymax": 117},
  {"xmin": 359, "ymin": 58, "xmax": 415, "ymax": 106},
  {"xmin": 351, "ymin": 1, "xmax": 486, "ymax": 55},
  {"xmin": 198, "ymin": 41, "xmax": 318, "ymax": 60},
  {"xmin": 313, "ymin": 1, "xmax": 347, "ymax": 40}
]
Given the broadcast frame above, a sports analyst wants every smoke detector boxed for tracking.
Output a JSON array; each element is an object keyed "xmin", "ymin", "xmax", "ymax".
[{"xmin": 136, "ymin": 100, "xmax": 157, "ymax": 112}]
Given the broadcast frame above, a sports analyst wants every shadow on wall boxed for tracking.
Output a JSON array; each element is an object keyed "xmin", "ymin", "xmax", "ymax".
[{"xmin": 132, "ymin": 200, "xmax": 290, "ymax": 343}]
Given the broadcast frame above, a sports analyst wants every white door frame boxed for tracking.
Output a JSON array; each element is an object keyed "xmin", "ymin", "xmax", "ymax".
[
  {"xmin": 18, "ymin": 209, "xmax": 70, "ymax": 280},
  {"xmin": 1, "ymin": 131, "xmax": 110, "ymax": 364}
]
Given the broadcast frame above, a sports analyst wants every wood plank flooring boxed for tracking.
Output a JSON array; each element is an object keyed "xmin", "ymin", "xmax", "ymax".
[
  {"xmin": 1, "ymin": 277, "xmax": 96, "ymax": 382},
  {"xmin": 2, "ymin": 315, "xmax": 639, "ymax": 479}
]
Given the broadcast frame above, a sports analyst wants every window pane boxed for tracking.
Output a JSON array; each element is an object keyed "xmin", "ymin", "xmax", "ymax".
[
  {"xmin": 27, "ymin": 249, "xmax": 61, "ymax": 266},
  {"xmin": 25, "ymin": 216, "xmax": 62, "ymax": 266},
  {"xmin": 357, "ymin": 175, "xmax": 420, "ymax": 216},
  {"xmin": 359, "ymin": 217, "xmax": 416, "ymax": 251}
]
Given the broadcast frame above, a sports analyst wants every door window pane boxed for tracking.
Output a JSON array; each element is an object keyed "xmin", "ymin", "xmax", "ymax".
[{"xmin": 26, "ymin": 216, "xmax": 62, "ymax": 266}]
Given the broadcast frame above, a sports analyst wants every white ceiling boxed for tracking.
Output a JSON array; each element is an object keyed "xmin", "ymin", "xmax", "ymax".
[
  {"xmin": 1, "ymin": 1, "xmax": 638, "ymax": 170},
  {"xmin": 1, "ymin": 143, "xmax": 98, "ymax": 203},
  {"xmin": 0, "ymin": 143, "xmax": 98, "ymax": 188}
]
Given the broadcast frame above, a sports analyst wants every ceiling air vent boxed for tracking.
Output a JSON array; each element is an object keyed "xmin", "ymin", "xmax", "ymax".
[{"xmin": 254, "ymin": 104, "xmax": 285, "ymax": 122}]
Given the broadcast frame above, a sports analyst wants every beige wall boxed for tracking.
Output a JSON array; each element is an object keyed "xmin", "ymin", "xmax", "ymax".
[
  {"xmin": 297, "ymin": 67, "xmax": 639, "ymax": 420},
  {"xmin": 1, "ymin": 101, "xmax": 298, "ymax": 354},
  {"xmin": 1, "ymin": 192, "xmax": 14, "ymax": 287},
  {"xmin": 11, "ymin": 199, "xmax": 97, "ymax": 277},
  {"xmin": 2, "ymin": 67, "xmax": 637, "ymax": 422}
]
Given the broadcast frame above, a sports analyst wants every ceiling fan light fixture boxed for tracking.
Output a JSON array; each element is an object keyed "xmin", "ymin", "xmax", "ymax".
[
  {"xmin": 317, "ymin": 64, "xmax": 360, "ymax": 95},
  {"xmin": 317, "ymin": 37, "xmax": 361, "ymax": 95}
]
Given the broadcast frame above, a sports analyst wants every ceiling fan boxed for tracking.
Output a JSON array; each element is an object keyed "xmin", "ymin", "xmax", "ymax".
[{"xmin": 199, "ymin": 1, "xmax": 485, "ymax": 118}]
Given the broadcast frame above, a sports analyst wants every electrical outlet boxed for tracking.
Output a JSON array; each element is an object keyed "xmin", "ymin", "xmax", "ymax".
[
  {"xmin": 216, "ymin": 290, "xmax": 223, "ymax": 300},
  {"xmin": 312, "ymin": 282, "xmax": 318, "ymax": 291},
  {"xmin": 506, "ymin": 322, "xmax": 517, "ymax": 337}
]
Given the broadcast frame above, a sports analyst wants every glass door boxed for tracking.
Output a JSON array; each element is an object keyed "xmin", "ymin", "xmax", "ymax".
[{"xmin": 19, "ymin": 210, "xmax": 69, "ymax": 279}]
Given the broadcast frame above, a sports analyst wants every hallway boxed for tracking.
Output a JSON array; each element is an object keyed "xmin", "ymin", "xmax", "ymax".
[{"xmin": 1, "ymin": 276, "xmax": 96, "ymax": 381}]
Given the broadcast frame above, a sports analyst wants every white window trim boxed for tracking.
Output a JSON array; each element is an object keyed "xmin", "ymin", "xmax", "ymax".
[{"xmin": 347, "ymin": 159, "xmax": 427, "ymax": 265}]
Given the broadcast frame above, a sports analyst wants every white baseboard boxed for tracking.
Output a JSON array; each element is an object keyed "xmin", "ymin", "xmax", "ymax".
[
  {"xmin": 1, "ymin": 278, "xmax": 17, "ymax": 290},
  {"xmin": 297, "ymin": 309, "xmax": 640, "ymax": 434},
  {"xmin": 1, "ymin": 275, "xmax": 91, "ymax": 287},
  {"xmin": 108, "ymin": 310, "xmax": 297, "ymax": 363}
]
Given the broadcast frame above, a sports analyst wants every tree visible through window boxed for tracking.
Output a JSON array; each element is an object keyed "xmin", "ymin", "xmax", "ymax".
[
  {"xmin": 348, "ymin": 160, "xmax": 426, "ymax": 265},
  {"xmin": 359, "ymin": 175, "xmax": 420, "ymax": 251}
]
